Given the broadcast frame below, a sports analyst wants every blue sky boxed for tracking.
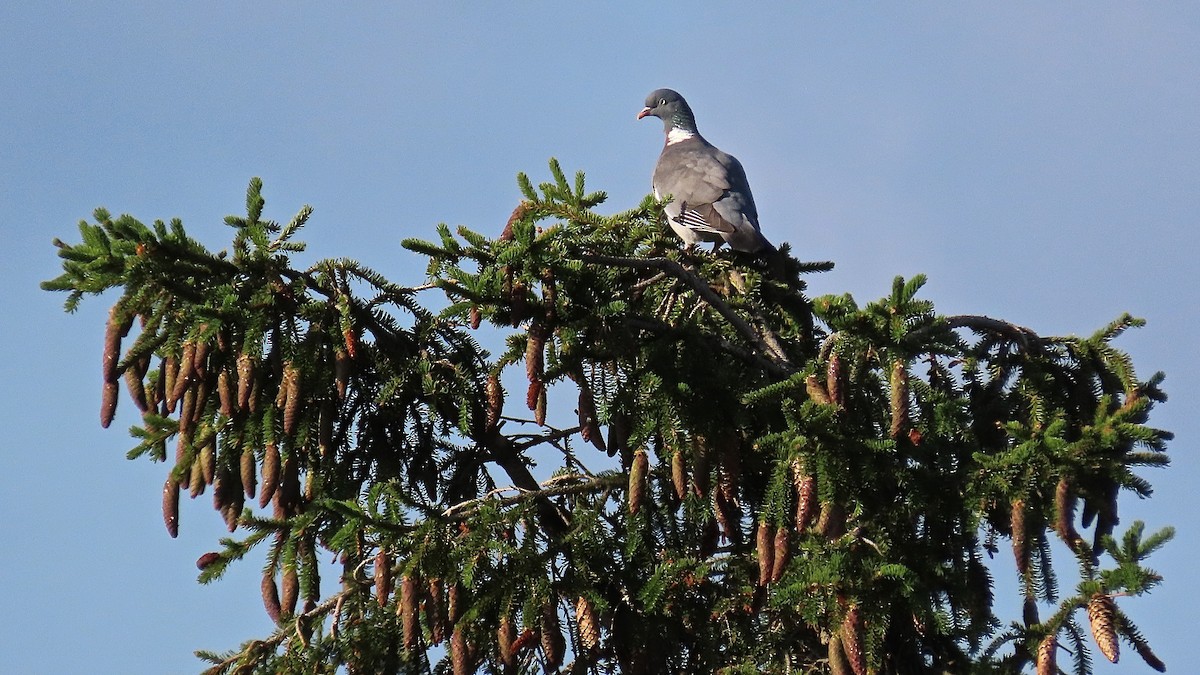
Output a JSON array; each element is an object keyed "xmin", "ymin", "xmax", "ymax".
[{"xmin": 2, "ymin": 4, "xmax": 1196, "ymax": 672}]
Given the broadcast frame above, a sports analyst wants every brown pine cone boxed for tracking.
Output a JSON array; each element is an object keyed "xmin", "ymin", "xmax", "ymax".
[
  {"xmin": 216, "ymin": 369, "xmax": 235, "ymax": 417},
  {"xmin": 1036, "ymin": 634, "xmax": 1057, "ymax": 675},
  {"xmin": 628, "ymin": 448, "xmax": 648, "ymax": 515},
  {"xmin": 261, "ymin": 572, "xmax": 282, "ymax": 624},
  {"xmin": 1055, "ymin": 477, "xmax": 1082, "ymax": 551},
  {"xmin": 451, "ymin": 625, "xmax": 470, "ymax": 675},
  {"xmin": 124, "ymin": 355, "xmax": 151, "ymax": 413},
  {"xmin": 259, "ymin": 443, "xmax": 280, "ymax": 508},
  {"xmin": 671, "ymin": 448, "xmax": 687, "ymax": 501},
  {"xmin": 792, "ymin": 458, "xmax": 817, "ymax": 532},
  {"xmin": 576, "ymin": 377, "xmax": 606, "ymax": 453},
  {"xmin": 235, "ymin": 353, "xmax": 254, "ymax": 411},
  {"xmin": 485, "ymin": 373, "xmax": 503, "ymax": 433},
  {"xmin": 827, "ymin": 352, "xmax": 845, "ymax": 408},
  {"xmin": 162, "ymin": 477, "xmax": 180, "ymax": 538},
  {"xmin": 101, "ymin": 306, "xmax": 129, "ymax": 385},
  {"xmin": 770, "ymin": 524, "xmax": 791, "ymax": 583},
  {"xmin": 170, "ymin": 342, "xmax": 196, "ymax": 407},
  {"xmin": 282, "ymin": 362, "xmax": 302, "ymax": 437},
  {"xmin": 805, "ymin": 374, "xmax": 831, "ymax": 406},
  {"xmin": 756, "ymin": 521, "xmax": 775, "ymax": 587},
  {"xmin": 100, "ymin": 381, "xmax": 119, "ymax": 428},
  {"xmin": 426, "ymin": 577, "xmax": 446, "ymax": 645},
  {"xmin": 162, "ymin": 355, "xmax": 179, "ymax": 413},
  {"xmin": 841, "ymin": 602, "xmax": 867, "ymax": 675},
  {"xmin": 1087, "ymin": 593, "xmax": 1120, "ymax": 663},
  {"xmin": 374, "ymin": 549, "xmax": 392, "ymax": 607},
  {"xmin": 534, "ymin": 385, "xmax": 547, "ymax": 426},
  {"xmin": 1011, "ymin": 499, "xmax": 1029, "ymax": 576},
  {"xmin": 575, "ymin": 596, "xmax": 600, "ymax": 651},
  {"xmin": 400, "ymin": 574, "xmax": 420, "ymax": 652},
  {"xmin": 541, "ymin": 600, "xmax": 565, "ymax": 670},
  {"xmin": 497, "ymin": 614, "xmax": 517, "ymax": 669},
  {"xmin": 281, "ymin": 565, "xmax": 299, "ymax": 617},
  {"xmin": 525, "ymin": 322, "xmax": 546, "ymax": 383},
  {"xmin": 525, "ymin": 379, "xmax": 543, "ymax": 413},
  {"xmin": 240, "ymin": 446, "xmax": 257, "ymax": 499}
]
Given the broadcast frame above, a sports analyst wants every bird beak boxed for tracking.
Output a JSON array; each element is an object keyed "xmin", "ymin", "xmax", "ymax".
[{"xmin": 637, "ymin": 107, "xmax": 652, "ymax": 120}]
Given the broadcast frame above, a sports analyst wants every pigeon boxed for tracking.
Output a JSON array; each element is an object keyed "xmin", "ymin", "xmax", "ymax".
[{"xmin": 638, "ymin": 88, "xmax": 777, "ymax": 256}]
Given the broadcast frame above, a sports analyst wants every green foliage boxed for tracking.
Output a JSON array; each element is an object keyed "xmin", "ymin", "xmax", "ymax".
[{"xmin": 45, "ymin": 164, "xmax": 1173, "ymax": 674}]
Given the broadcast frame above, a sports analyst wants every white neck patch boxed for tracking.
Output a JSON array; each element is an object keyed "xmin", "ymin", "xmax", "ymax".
[{"xmin": 667, "ymin": 127, "xmax": 697, "ymax": 145}]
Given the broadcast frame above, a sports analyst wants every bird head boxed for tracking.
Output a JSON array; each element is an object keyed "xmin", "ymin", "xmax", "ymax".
[{"xmin": 638, "ymin": 89, "xmax": 697, "ymax": 133}]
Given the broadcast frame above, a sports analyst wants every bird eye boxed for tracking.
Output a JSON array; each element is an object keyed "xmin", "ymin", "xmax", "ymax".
[{"xmin": 659, "ymin": 99, "xmax": 666, "ymax": 106}]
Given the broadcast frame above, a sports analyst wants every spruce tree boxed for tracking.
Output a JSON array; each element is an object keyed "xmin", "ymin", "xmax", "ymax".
[{"xmin": 44, "ymin": 162, "xmax": 1172, "ymax": 674}]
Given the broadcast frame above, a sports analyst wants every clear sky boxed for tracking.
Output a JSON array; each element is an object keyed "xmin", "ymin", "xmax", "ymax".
[{"xmin": 2, "ymin": 4, "xmax": 1196, "ymax": 673}]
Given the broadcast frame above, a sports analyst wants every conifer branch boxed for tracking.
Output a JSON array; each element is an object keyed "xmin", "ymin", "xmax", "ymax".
[{"xmin": 579, "ymin": 252, "xmax": 794, "ymax": 370}]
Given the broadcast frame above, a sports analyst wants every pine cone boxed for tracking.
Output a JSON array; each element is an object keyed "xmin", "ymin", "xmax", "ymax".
[
  {"xmin": 485, "ymin": 373, "xmax": 503, "ymax": 433},
  {"xmin": 628, "ymin": 448, "xmax": 648, "ymax": 515},
  {"xmin": 216, "ymin": 369, "xmax": 235, "ymax": 417},
  {"xmin": 1055, "ymin": 477, "xmax": 1082, "ymax": 551},
  {"xmin": 576, "ymin": 377, "xmax": 606, "ymax": 453},
  {"xmin": 469, "ymin": 304, "xmax": 482, "ymax": 330},
  {"xmin": 162, "ymin": 476, "xmax": 180, "ymax": 538},
  {"xmin": 828, "ymin": 633, "xmax": 852, "ymax": 675},
  {"xmin": 575, "ymin": 597, "xmax": 600, "ymax": 652},
  {"xmin": 1087, "ymin": 593, "xmax": 1120, "ymax": 663},
  {"xmin": 235, "ymin": 353, "xmax": 254, "ymax": 411},
  {"xmin": 400, "ymin": 574, "xmax": 420, "ymax": 652},
  {"xmin": 805, "ymin": 374, "xmax": 831, "ymax": 406},
  {"xmin": 756, "ymin": 521, "xmax": 775, "ymax": 587},
  {"xmin": 281, "ymin": 565, "xmax": 299, "ymax": 616},
  {"xmin": 712, "ymin": 489, "xmax": 739, "ymax": 543},
  {"xmin": 1036, "ymin": 634, "xmax": 1057, "ymax": 675},
  {"xmin": 170, "ymin": 341, "xmax": 196, "ymax": 407},
  {"xmin": 191, "ymin": 340, "xmax": 210, "ymax": 383},
  {"xmin": 451, "ymin": 625, "xmax": 470, "ymax": 675},
  {"xmin": 124, "ymin": 355, "xmax": 150, "ymax": 413},
  {"xmin": 162, "ymin": 355, "xmax": 179, "ymax": 413},
  {"xmin": 534, "ymin": 385, "xmax": 547, "ymax": 426},
  {"xmin": 188, "ymin": 458, "xmax": 205, "ymax": 499},
  {"xmin": 282, "ymin": 362, "xmax": 302, "ymax": 437},
  {"xmin": 374, "ymin": 549, "xmax": 392, "ymax": 606},
  {"xmin": 671, "ymin": 448, "xmax": 687, "ymax": 502},
  {"xmin": 240, "ymin": 446, "xmax": 257, "ymax": 499},
  {"xmin": 101, "ymin": 306, "xmax": 129, "ymax": 385},
  {"xmin": 497, "ymin": 614, "xmax": 517, "ymax": 669},
  {"xmin": 525, "ymin": 322, "xmax": 546, "ymax": 384},
  {"xmin": 200, "ymin": 436, "xmax": 216, "ymax": 485},
  {"xmin": 261, "ymin": 572, "xmax": 282, "ymax": 624},
  {"xmin": 259, "ymin": 442, "xmax": 280, "ymax": 508},
  {"xmin": 525, "ymin": 379, "xmax": 543, "ymax": 413},
  {"xmin": 841, "ymin": 602, "xmax": 867, "ymax": 675},
  {"xmin": 827, "ymin": 352, "xmax": 845, "ymax": 408},
  {"xmin": 541, "ymin": 600, "xmax": 565, "ymax": 670},
  {"xmin": 100, "ymin": 381, "xmax": 119, "ymax": 428},
  {"xmin": 426, "ymin": 577, "xmax": 446, "ymax": 645},
  {"xmin": 889, "ymin": 359, "xmax": 909, "ymax": 440},
  {"xmin": 817, "ymin": 501, "xmax": 847, "ymax": 539},
  {"xmin": 448, "ymin": 581, "xmax": 462, "ymax": 624},
  {"xmin": 1011, "ymin": 498, "xmax": 1029, "ymax": 576},
  {"xmin": 792, "ymin": 458, "xmax": 817, "ymax": 532},
  {"xmin": 771, "ymin": 524, "xmax": 791, "ymax": 583}
]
